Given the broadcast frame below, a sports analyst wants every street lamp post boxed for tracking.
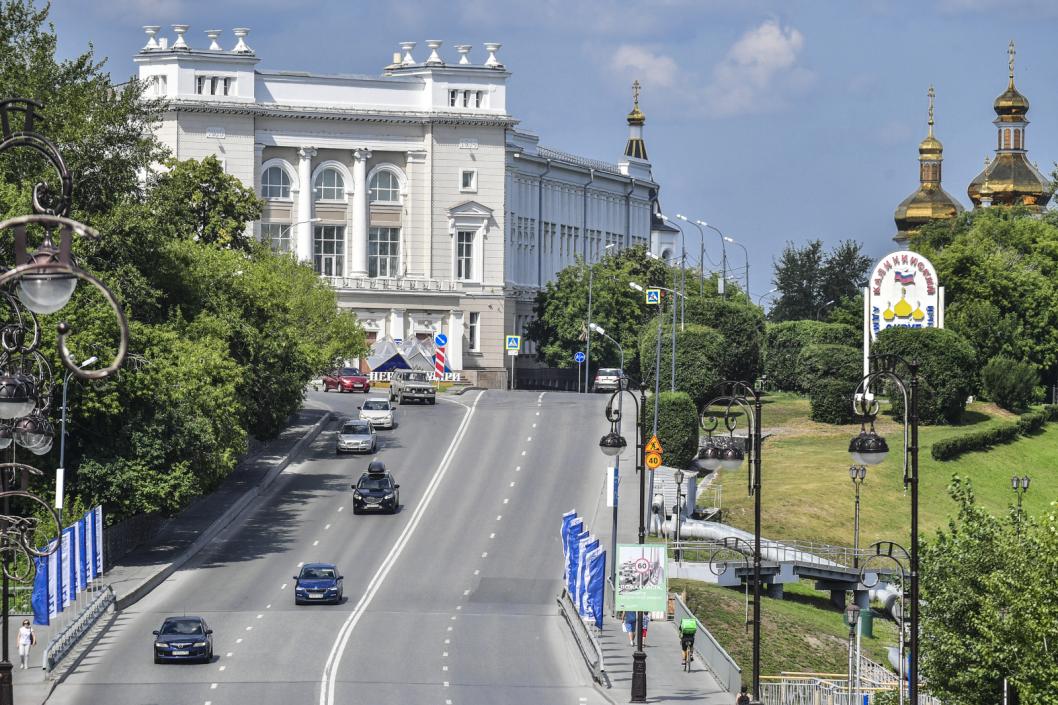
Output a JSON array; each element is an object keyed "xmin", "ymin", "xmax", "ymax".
[
  {"xmin": 1011, "ymin": 475, "xmax": 1030, "ymax": 537},
  {"xmin": 697, "ymin": 381, "xmax": 763, "ymax": 702},
  {"xmin": 584, "ymin": 243, "xmax": 618, "ymax": 394},
  {"xmin": 599, "ymin": 383, "xmax": 649, "ymax": 702},
  {"xmin": 672, "ymin": 467, "xmax": 684, "ymax": 561},
  {"xmin": 859, "ymin": 541, "xmax": 910, "ymax": 705},
  {"xmin": 845, "ymin": 602, "xmax": 862, "ymax": 704},
  {"xmin": 661, "ymin": 216, "xmax": 687, "ymax": 325},
  {"xmin": 590, "ymin": 322, "xmax": 624, "ymax": 590},
  {"xmin": 724, "ymin": 235, "xmax": 749, "ymax": 294},
  {"xmin": 849, "ymin": 465, "xmax": 867, "ymax": 567},
  {"xmin": 817, "ymin": 299, "xmax": 836, "ymax": 320},
  {"xmin": 850, "ymin": 354, "xmax": 921, "ymax": 704},
  {"xmin": 675, "ymin": 214, "xmax": 708, "ymax": 297},
  {"xmin": 57, "ymin": 356, "xmax": 98, "ymax": 522},
  {"xmin": 696, "ymin": 220, "xmax": 727, "ymax": 299}
]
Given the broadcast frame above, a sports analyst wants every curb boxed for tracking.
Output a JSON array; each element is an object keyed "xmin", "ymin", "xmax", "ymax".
[{"xmin": 114, "ymin": 410, "xmax": 332, "ymax": 611}]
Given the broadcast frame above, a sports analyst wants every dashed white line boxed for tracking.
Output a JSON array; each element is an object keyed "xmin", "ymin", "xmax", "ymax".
[
  {"xmin": 536, "ymin": 411, "xmax": 540, "ymax": 416},
  {"xmin": 226, "ymin": 652, "xmax": 233, "ymax": 658},
  {"xmin": 313, "ymin": 540, "xmax": 319, "ymax": 546},
  {"xmin": 337, "ymin": 506, "xmax": 344, "ymax": 512},
  {"xmin": 463, "ymin": 589, "xmax": 470, "ymax": 596},
  {"xmin": 451, "ymin": 615, "xmax": 458, "ymax": 621},
  {"xmin": 527, "ymin": 436, "xmax": 532, "ymax": 442},
  {"xmin": 325, "ymin": 523, "xmax": 331, "ymax": 530},
  {"xmin": 521, "ymin": 450, "xmax": 526, "ymax": 456},
  {"xmin": 266, "ymin": 604, "xmax": 272, "ymax": 609},
  {"xmin": 219, "ymin": 665, "xmax": 226, "ymax": 672},
  {"xmin": 444, "ymin": 638, "xmax": 451, "ymax": 644},
  {"xmin": 298, "ymin": 562, "xmax": 304, "ymax": 568},
  {"xmin": 496, "ymin": 515, "xmax": 502, "ymax": 521},
  {"xmin": 447, "ymin": 626, "xmax": 453, "ymax": 632},
  {"xmin": 245, "ymin": 626, "xmax": 253, "ymax": 631},
  {"xmin": 443, "ymin": 665, "xmax": 449, "ymax": 671},
  {"xmin": 443, "ymin": 650, "xmax": 449, "ymax": 657},
  {"xmin": 443, "ymin": 681, "xmax": 450, "ymax": 687},
  {"xmin": 489, "ymin": 533, "xmax": 495, "ymax": 539},
  {"xmin": 481, "ymin": 552, "xmax": 488, "ymax": 558},
  {"xmin": 473, "ymin": 569, "xmax": 480, "ymax": 575},
  {"xmin": 236, "ymin": 638, "xmax": 243, "ymax": 644},
  {"xmin": 503, "ymin": 498, "xmax": 509, "ymax": 504},
  {"xmin": 456, "ymin": 605, "xmax": 462, "ymax": 611},
  {"xmin": 515, "ymin": 466, "xmax": 520, "ymax": 472},
  {"xmin": 532, "ymin": 423, "xmax": 537, "ymax": 428},
  {"xmin": 210, "ymin": 683, "xmax": 218, "ymax": 690},
  {"xmin": 509, "ymin": 481, "xmax": 516, "ymax": 487},
  {"xmin": 256, "ymin": 614, "xmax": 263, "ymax": 619},
  {"xmin": 281, "ymin": 584, "xmax": 287, "ymax": 590}
]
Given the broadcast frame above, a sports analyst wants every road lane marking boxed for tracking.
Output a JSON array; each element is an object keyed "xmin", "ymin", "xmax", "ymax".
[
  {"xmin": 481, "ymin": 552, "xmax": 488, "ymax": 558},
  {"xmin": 456, "ymin": 605, "xmax": 462, "ymax": 611},
  {"xmin": 444, "ymin": 681, "xmax": 449, "ymax": 687},
  {"xmin": 443, "ymin": 665, "xmax": 448, "ymax": 671},
  {"xmin": 473, "ymin": 569, "xmax": 479, "ymax": 575},
  {"xmin": 537, "ymin": 392, "xmax": 545, "ymax": 402},
  {"xmin": 527, "ymin": 436, "xmax": 532, "ymax": 442},
  {"xmin": 515, "ymin": 466, "xmax": 520, "ymax": 472},
  {"xmin": 503, "ymin": 498, "xmax": 509, "ymax": 504},
  {"xmin": 266, "ymin": 604, "xmax": 271, "ymax": 609},
  {"xmin": 496, "ymin": 515, "xmax": 502, "ymax": 521},
  {"xmin": 226, "ymin": 652, "xmax": 233, "ymax": 658},
  {"xmin": 338, "ymin": 506, "xmax": 344, "ymax": 512},
  {"xmin": 236, "ymin": 638, "xmax": 243, "ymax": 644},
  {"xmin": 445, "ymin": 638, "xmax": 450, "ymax": 644},
  {"xmin": 313, "ymin": 540, "xmax": 319, "ymax": 546},
  {"xmin": 245, "ymin": 626, "xmax": 253, "ymax": 631},
  {"xmin": 210, "ymin": 683, "xmax": 218, "ymax": 690},
  {"xmin": 509, "ymin": 481, "xmax": 515, "ymax": 487},
  {"xmin": 443, "ymin": 650, "xmax": 448, "ymax": 657},
  {"xmin": 532, "ymin": 423, "xmax": 537, "ymax": 428},
  {"xmin": 219, "ymin": 666, "xmax": 226, "ymax": 671},
  {"xmin": 520, "ymin": 451, "xmax": 526, "ymax": 456},
  {"xmin": 281, "ymin": 584, "xmax": 287, "ymax": 590},
  {"xmin": 298, "ymin": 562, "xmax": 304, "ymax": 568},
  {"xmin": 447, "ymin": 626, "xmax": 453, "ymax": 631},
  {"xmin": 325, "ymin": 524, "xmax": 331, "ymax": 530},
  {"xmin": 256, "ymin": 614, "xmax": 263, "ymax": 619},
  {"xmin": 536, "ymin": 411, "xmax": 540, "ymax": 416},
  {"xmin": 489, "ymin": 533, "xmax": 495, "ymax": 539},
  {"xmin": 319, "ymin": 391, "xmax": 484, "ymax": 705}
]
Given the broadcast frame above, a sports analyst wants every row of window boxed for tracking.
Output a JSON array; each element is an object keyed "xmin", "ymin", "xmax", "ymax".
[
  {"xmin": 196, "ymin": 75, "xmax": 234, "ymax": 96},
  {"xmin": 260, "ymin": 165, "xmax": 477, "ymax": 202},
  {"xmin": 449, "ymin": 89, "xmax": 485, "ymax": 108},
  {"xmin": 262, "ymin": 223, "xmax": 478, "ymax": 282}
]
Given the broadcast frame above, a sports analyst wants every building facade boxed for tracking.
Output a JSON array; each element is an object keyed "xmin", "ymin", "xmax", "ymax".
[{"xmin": 135, "ymin": 27, "xmax": 672, "ymax": 384}]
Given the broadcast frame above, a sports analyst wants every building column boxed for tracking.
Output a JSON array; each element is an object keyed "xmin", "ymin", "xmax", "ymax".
[
  {"xmin": 252, "ymin": 143, "xmax": 265, "ymax": 243},
  {"xmin": 388, "ymin": 308, "xmax": 406, "ymax": 342},
  {"xmin": 447, "ymin": 309, "xmax": 464, "ymax": 371},
  {"xmin": 296, "ymin": 146, "xmax": 316, "ymax": 263},
  {"xmin": 351, "ymin": 148, "xmax": 372, "ymax": 276}
]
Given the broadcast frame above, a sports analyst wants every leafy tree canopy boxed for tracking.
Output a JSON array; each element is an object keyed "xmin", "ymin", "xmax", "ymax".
[{"xmin": 769, "ymin": 239, "xmax": 871, "ymax": 323}]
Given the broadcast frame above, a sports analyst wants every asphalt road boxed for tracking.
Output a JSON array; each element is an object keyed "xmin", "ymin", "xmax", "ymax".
[{"xmin": 47, "ymin": 389, "xmax": 614, "ymax": 705}]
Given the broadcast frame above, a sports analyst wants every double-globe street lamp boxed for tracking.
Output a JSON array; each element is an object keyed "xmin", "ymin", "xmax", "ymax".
[
  {"xmin": 849, "ymin": 353, "xmax": 921, "ymax": 705},
  {"xmin": 694, "ymin": 381, "xmax": 764, "ymax": 703},
  {"xmin": 0, "ymin": 97, "xmax": 129, "ymax": 705},
  {"xmin": 1011, "ymin": 475, "xmax": 1030, "ymax": 536},
  {"xmin": 599, "ymin": 383, "xmax": 649, "ymax": 702}
]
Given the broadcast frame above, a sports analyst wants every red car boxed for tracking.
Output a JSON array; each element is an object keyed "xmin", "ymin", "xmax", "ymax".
[{"xmin": 323, "ymin": 367, "xmax": 371, "ymax": 393}]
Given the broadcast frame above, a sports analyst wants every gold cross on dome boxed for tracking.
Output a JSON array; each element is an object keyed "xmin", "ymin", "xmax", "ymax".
[
  {"xmin": 1008, "ymin": 40, "xmax": 1016, "ymax": 78},
  {"xmin": 927, "ymin": 85, "xmax": 935, "ymax": 130},
  {"xmin": 632, "ymin": 80, "xmax": 641, "ymax": 108}
]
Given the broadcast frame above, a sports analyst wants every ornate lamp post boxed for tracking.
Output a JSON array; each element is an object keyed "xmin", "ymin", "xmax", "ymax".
[
  {"xmin": 849, "ymin": 465, "xmax": 867, "ymax": 567},
  {"xmin": 1011, "ymin": 475, "xmax": 1030, "ymax": 537},
  {"xmin": 697, "ymin": 381, "xmax": 763, "ymax": 702},
  {"xmin": 850, "ymin": 354, "xmax": 920, "ymax": 704},
  {"xmin": 0, "ymin": 97, "xmax": 128, "ymax": 705},
  {"xmin": 599, "ymin": 383, "xmax": 648, "ymax": 701},
  {"xmin": 845, "ymin": 602, "xmax": 862, "ymax": 703}
]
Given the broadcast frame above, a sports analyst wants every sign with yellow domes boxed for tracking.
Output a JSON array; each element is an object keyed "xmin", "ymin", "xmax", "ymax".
[{"xmin": 866, "ymin": 250, "xmax": 944, "ymax": 342}]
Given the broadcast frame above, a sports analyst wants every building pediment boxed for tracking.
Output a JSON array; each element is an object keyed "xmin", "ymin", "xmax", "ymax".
[{"xmin": 448, "ymin": 200, "xmax": 494, "ymax": 218}]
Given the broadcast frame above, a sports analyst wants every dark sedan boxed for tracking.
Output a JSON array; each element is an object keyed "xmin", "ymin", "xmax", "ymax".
[
  {"xmin": 153, "ymin": 616, "xmax": 213, "ymax": 664},
  {"xmin": 352, "ymin": 469, "xmax": 400, "ymax": 514},
  {"xmin": 294, "ymin": 563, "xmax": 344, "ymax": 605},
  {"xmin": 323, "ymin": 367, "xmax": 371, "ymax": 393}
]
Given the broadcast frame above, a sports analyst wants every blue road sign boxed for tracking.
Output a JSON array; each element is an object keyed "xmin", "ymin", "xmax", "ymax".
[
  {"xmin": 574, "ymin": 351, "xmax": 586, "ymax": 363},
  {"xmin": 505, "ymin": 335, "xmax": 522, "ymax": 351},
  {"xmin": 645, "ymin": 288, "xmax": 661, "ymax": 305},
  {"xmin": 434, "ymin": 333, "xmax": 448, "ymax": 347}
]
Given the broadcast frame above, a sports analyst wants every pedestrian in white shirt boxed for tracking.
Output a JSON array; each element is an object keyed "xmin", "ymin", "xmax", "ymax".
[{"xmin": 18, "ymin": 619, "xmax": 36, "ymax": 669}]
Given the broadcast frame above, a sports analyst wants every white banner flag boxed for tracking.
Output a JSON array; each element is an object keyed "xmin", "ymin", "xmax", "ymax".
[
  {"xmin": 60, "ymin": 528, "xmax": 72, "ymax": 609},
  {"xmin": 47, "ymin": 539, "xmax": 60, "ymax": 619},
  {"xmin": 94, "ymin": 506, "xmax": 104, "ymax": 577}
]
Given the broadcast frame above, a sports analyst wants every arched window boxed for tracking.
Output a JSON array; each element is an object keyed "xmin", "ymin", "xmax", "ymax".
[
  {"xmin": 314, "ymin": 168, "xmax": 345, "ymax": 201},
  {"xmin": 262, "ymin": 166, "xmax": 291, "ymax": 199},
  {"xmin": 369, "ymin": 170, "xmax": 401, "ymax": 203}
]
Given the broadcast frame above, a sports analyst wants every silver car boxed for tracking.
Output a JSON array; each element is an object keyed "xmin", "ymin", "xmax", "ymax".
[
  {"xmin": 336, "ymin": 420, "xmax": 377, "ymax": 454},
  {"xmin": 358, "ymin": 398, "xmax": 397, "ymax": 429}
]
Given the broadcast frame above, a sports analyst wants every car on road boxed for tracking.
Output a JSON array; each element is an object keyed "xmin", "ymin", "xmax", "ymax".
[
  {"xmin": 323, "ymin": 367, "xmax": 371, "ymax": 393},
  {"xmin": 336, "ymin": 419, "xmax": 377, "ymax": 454},
  {"xmin": 592, "ymin": 368, "xmax": 624, "ymax": 393},
  {"xmin": 358, "ymin": 398, "xmax": 397, "ymax": 429},
  {"xmin": 389, "ymin": 369, "xmax": 437, "ymax": 405},
  {"xmin": 293, "ymin": 563, "xmax": 344, "ymax": 605},
  {"xmin": 352, "ymin": 461, "xmax": 400, "ymax": 514},
  {"xmin": 153, "ymin": 616, "xmax": 213, "ymax": 664}
]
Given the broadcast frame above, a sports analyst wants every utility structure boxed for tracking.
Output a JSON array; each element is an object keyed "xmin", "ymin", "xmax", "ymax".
[
  {"xmin": 694, "ymin": 381, "xmax": 764, "ymax": 702},
  {"xmin": 0, "ymin": 98, "xmax": 129, "ymax": 705},
  {"xmin": 850, "ymin": 354, "xmax": 922, "ymax": 705},
  {"xmin": 599, "ymin": 383, "xmax": 649, "ymax": 702}
]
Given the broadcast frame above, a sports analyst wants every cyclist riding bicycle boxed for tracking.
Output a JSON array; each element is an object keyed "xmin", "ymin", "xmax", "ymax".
[{"xmin": 679, "ymin": 617, "xmax": 697, "ymax": 667}]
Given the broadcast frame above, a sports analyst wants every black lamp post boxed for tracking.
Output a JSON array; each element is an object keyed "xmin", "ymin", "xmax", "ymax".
[
  {"xmin": 599, "ymin": 383, "xmax": 648, "ymax": 702},
  {"xmin": 698, "ymin": 381, "xmax": 763, "ymax": 702},
  {"xmin": 1011, "ymin": 475, "xmax": 1030, "ymax": 536},
  {"xmin": 850, "ymin": 354, "xmax": 920, "ymax": 704},
  {"xmin": 0, "ymin": 98, "xmax": 128, "ymax": 705},
  {"xmin": 845, "ymin": 601, "xmax": 862, "ymax": 702},
  {"xmin": 672, "ymin": 467, "xmax": 684, "ymax": 561},
  {"xmin": 849, "ymin": 465, "xmax": 867, "ymax": 567}
]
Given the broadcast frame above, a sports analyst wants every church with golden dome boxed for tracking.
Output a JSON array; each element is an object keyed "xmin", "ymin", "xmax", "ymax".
[{"xmin": 894, "ymin": 42, "xmax": 1052, "ymax": 244}]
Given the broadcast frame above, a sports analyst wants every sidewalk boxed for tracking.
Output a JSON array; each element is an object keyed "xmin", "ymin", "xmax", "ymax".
[
  {"xmin": 583, "ymin": 455, "xmax": 734, "ymax": 704},
  {"xmin": 8, "ymin": 405, "xmax": 331, "ymax": 702}
]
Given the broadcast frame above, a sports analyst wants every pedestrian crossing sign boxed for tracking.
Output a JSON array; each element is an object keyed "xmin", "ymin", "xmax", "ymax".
[
  {"xmin": 645, "ymin": 288, "xmax": 661, "ymax": 305},
  {"xmin": 505, "ymin": 335, "xmax": 521, "ymax": 351},
  {"xmin": 645, "ymin": 435, "xmax": 663, "ymax": 454}
]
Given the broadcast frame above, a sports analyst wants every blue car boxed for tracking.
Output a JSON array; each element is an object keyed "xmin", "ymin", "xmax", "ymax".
[
  {"xmin": 153, "ymin": 616, "xmax": 213, "ymax": 664},
  {"xmin": 294, "ymin": 563, "xmax": 344, "ymax": 605}
]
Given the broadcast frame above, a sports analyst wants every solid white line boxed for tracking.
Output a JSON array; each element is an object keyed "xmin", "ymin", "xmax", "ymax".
[{"xmin": 319, "ymin": 390, "xmax": 484, "ymax": 705}]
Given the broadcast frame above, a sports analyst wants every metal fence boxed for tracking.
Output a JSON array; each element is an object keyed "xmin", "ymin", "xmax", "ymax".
[
  {"xmin": 671, "ymin": 592, "xmax": 742, "ymax": 696},
  {"xmin": 759, "ymin": 676, "xmax": 943, "ymax": 705},
  {"xmin": 43, "ymin": 584, "xmax": 115, "ymax": 675},
  {"xmin": 516, "ymin": 367, "xmax": 583, "ymax": 392},
  {"xmin": 557, "ymin": 587, "xmax": 606, "ymax": 684},
  {"xmin": 103, "ymin": 512, "xmax": 166, "ymax": 570},
  {"xmin": 669, "ymin": 538, "xmax": 899, "ymax": 573}
]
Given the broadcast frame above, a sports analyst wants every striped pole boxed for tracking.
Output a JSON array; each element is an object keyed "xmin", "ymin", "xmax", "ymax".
[{"xmin": 434, "ymin": 345, "xmax": 446, "ymax": 380}]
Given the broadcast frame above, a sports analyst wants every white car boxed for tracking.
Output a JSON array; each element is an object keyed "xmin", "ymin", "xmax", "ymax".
[{"xmin": 358, "ymin": 398, "xmax": 397, "ymax": 429}]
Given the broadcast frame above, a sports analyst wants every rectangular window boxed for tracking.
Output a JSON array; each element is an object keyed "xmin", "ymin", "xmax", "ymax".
[
  {"xmin": 460, "ymin": 169, "xmax": 477, "ymax": 192},
  {"xmin": 261, "ymin": 223, "xmax": 291, "ymax": 253},
  {"xmin": 449, "ymin": 89, "xmax": 458, "ymax": 107},
  {"xmin": 468, "ymin": 312, "xmax": 480, "ymax": 351},
  {"xmin": 462, "ymin": 90, "xmax": 471, "ymax": 108},
  {"xmin": 196, "ymin": 76, "xmax": 207, "ymax": 94},
  {"xmin": 210, "ymin": 76, "xmax": 220, "ymax": 95},
  {"xmin": 223, "ymin": 77, "xmax": 233, "ymax": 96},
  {"xmin": 313, "ymin": 225, "xmax": 345, "ymax": 276},
  {"xmin": 456, "ymin": 230, "xmax": 475, "ymax": 281},
  {"xmin": 475, "ymin": 91, "xmax": 483, "ymax": 108},
  {"xmin": 368, "ymin": 227, "xmax": 400, "ymax": 278}
]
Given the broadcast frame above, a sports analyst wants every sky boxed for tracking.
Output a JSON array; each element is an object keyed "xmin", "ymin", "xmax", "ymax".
[{"xmin": 49, "ymin": 0, "xmax": 1058, "ymax": 303}]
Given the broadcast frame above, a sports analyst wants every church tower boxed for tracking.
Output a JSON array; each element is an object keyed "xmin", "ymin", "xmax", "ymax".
[
  {"xmin": 967, "ymin": 42, "xmax": 1051, "ymax": 211},
  {"xmin": 624, "ymin": 79, "xmax": 648, "ymax": 160},
  {"xmin": 893, "ymin": 86, "xmax": 964, "ymax": 245}
]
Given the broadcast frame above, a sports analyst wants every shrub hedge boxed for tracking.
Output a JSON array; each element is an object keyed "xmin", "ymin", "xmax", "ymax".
[
  {"xmin": 797, "ymin": 343, "xmax": 862, "ymax": 387},
  {"xmin": 642, "ymin": 390, "xmax": 700, "ymax": 470},
  {"xmin": 764, "ymin": 320, "xmax": 859, "ymax": 392},
  {"xmin": 931, "ymin": 405, "xmax": 1058, "ymax": 461},
  {"xmin": 872, "ymin": 327, "xmax": 977, "ymax": 425},
  {"xmin": 809, "ymin": 379, "xmax": 859, "ymax": 424},
  {"xmin": 639, "ymin": 320, "xmax": 727, "ymax": 408},
  {"xmin": 684, "ymin": 297, "xmax": 766, "ymax": 383}
]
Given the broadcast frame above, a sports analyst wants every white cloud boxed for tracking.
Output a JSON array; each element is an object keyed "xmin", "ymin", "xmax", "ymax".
[
  {"xmin": 704, "ymin": 19, "xmax": 813, "ymax": 117},
  {"xmin": 610, "ymin": 44, "xmax": 679, "ymax": 89}
]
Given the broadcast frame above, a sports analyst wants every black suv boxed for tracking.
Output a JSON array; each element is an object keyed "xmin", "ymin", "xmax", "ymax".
[{"xmin": 352, "ymin": 461, "xmax": 400, "ymax": 514}]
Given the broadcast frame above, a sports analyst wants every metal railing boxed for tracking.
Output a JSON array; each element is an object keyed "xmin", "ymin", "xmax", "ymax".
[
  {"xmin": 325, "ymin": 275, "xmax": 460, "ymax": 293},
  {"xmin": 557, "ymin": 587, "xmax": 606, "ymax": 684},
  {"xmin": 759, "ymin": 675, "xmax": 943, "ymax": 705},
  {"xmin": 43, "ymin": 583, "xmax": 115, "ymax": 675},
  {"xmin": 671, "ymin": 592, "xmax": 742, "ymax": 696},
  {"xmin": 669, "ymin": 538, "xmax": 898, "ymax": 573}
]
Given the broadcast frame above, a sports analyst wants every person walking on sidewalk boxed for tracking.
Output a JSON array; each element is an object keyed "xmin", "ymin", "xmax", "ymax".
[
  {"xmin": 622, "ymin": 610, "xmax": 637, "ymax": 645},
  {"xmin": 18, "ymin": 619, "xmax": 36, "ymax": 669},
  {"xmin": 735, "ymin": 685, "xmax": 751, "ymax": 705}
]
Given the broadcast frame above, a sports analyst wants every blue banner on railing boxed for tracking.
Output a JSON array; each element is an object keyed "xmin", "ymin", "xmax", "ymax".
[
  {"xmin": 32, "ymin": 554, "xmax": 49, "ymax": 626},
  {"xmin": 584, "ymin": 548, "xmax": 606, "ymax": 629},
  {"xmin": 30, "ymin": 508, "xmax": 105, "ymax": 626}
]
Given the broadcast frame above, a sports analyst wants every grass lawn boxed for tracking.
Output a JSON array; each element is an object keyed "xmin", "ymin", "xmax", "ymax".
[
  {"xmin": 710, "ymin": 393, "xmax": 1058, "ymax": 546},
  {"xmin": 672, "ymin": 578, "xmax": 898, "ymax": 678}
]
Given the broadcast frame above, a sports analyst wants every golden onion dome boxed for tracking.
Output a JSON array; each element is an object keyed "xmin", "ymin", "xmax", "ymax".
[
  {"xmin": 995, "ymin": 41, "xmax": 1029, "ymax": 118},
  {"xmin": 894, "ymin": 185, "xmax": 964, "ymax": 237},
  {"xmin": 919, "ymin": 133, "xmax": 943, "ymax": 158}
]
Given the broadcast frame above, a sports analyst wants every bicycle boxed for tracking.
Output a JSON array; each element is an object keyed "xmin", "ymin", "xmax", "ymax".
[{"xmin": 679, "ymin": 618, "xmax": 697, "ymax": 672}]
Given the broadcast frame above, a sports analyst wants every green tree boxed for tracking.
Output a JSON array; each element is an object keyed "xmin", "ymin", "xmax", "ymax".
[
  {"xmin": 684, "ymin": 297, "xmax": 765, "ymax": 383},
  {"xmin": 638, "ymin": 321, "xmax": 727, "ymax": 408},
  {"xmin": 641, "ymin": 391, "xmax": 699, "ymax": 470},
  {"xmin": 872, "ymin": 327, "xmax": 977, "ymax": 424},
  {"xmin": 980, "ymin": 356, "xmax": 1039, "ymax": 411},
  {"xmin": 770, "ymin": 239, "xmax": 871, "ymax": 323},
  {"xmin": 763, "ymin": 320, "xmax": 859, "ymax": 392}
]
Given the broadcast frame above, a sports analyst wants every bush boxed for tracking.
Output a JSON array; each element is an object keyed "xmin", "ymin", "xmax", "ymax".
[
  {"xmin": 642, "ymin": 391, "xmax": 699, "ymax": 470},
  {"xmin": 809, "ymin": 379, "xmax": 859, "ymax": 424},
  {"xmin": 684, "ymin": 298, "xmax": 765, "ymax": 383},
  {"xmin": 872, "ymin": 327, "xmax": 977, "ymax": 425},
  {"xmin": 981, "ymin": 356, "xmax": 1039, "ymax": 411},
  {"xmin": 930, "ymin": 406, "xmax": 1058, "ymax": 461},
  {"xmin": 797, "ymin": 343, "xmax": 862, "ymax": 388},
  {"xmin": 639, "ymin": 320, "xmax": 727, "ymax": 408},
  {"xmin": 764, "ymin": 321, "xmax": 859, "ymax": 391}
]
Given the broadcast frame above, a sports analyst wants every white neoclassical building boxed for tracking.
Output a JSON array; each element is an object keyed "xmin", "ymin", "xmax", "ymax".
[{"xmin": 135, "ymin": 26, "xmax": 676, "ymax": 385}]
